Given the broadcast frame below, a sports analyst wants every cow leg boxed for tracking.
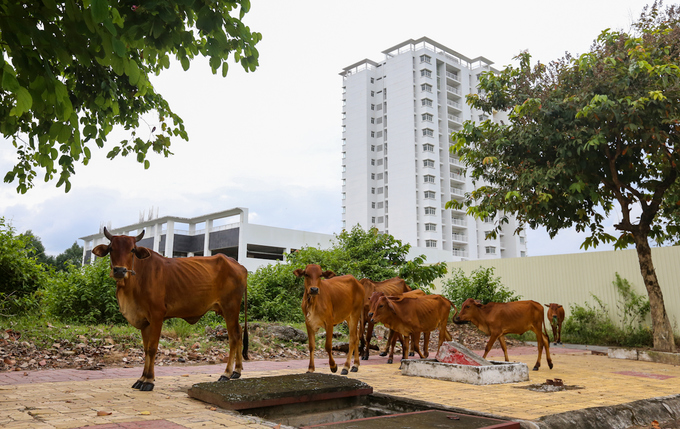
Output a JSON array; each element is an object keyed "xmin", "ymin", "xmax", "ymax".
[
  {"xmin": 386, "ymin": 332, "xmax": 399, "ymax": 364},
  {"xmin": 324, "ymin": 322, "xmax": 338, "ymax": 373},
  {"xmin": 410, "ymin": 333, "xmax": 423, "ymax": 359},
  {"xmin": 380, "ymin": 330, "xmax": 396, "ymax": 357},
  {"xmin": 398, "ymin": 334, "xmax": 411, "ymax": 369},
  {"xmin": 551, "ymin": 321, "xmax": 558, "ymax": 345},
  {"xmin": 342, "ymin": 315, "xmax": 361, "ymax": 374},
  {"xmin": 134, "ymin": 320, "xmax": 162, "ymax": 391},
  {"xmin": 362, "ymin": 319, "xmax": 375, "ymax": 360},
  {"xmin": 305, "ymin": 322, "xmax": 317, "ymax": 373},
  {"xmin": 482, "ymin": 334, "xmax": 501, "ymax": 360},
  {"xmin": 219, "ymin": 309, "xmax": 243, "ymax": 381},
  {"xmin": 498, "ymin": 336, "xmax": 510, "ymax": 361},
  {"xmin": 540, "ymin": 329, "xmax": 553, "ymax": 370},
  {"xmin": 557, "ymin": 322, "xmax": 563, "ymax": 345},
  {"xmin": 421, "ymin": 331, "xmax": 432, "ymax": 358}
]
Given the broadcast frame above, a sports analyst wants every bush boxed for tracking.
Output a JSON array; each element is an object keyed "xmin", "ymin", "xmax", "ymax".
[
  {"xmin": 0, "ymin": 217, "xmax": 48, "ymax": 314},
  {"xmin": 247, "ymin": 262, "xmax": 305, "ymax": 323},
  {"xmin": 441, "ymin": 266, "xmax": 522, "ymax": 309},
  {"xmin": 42, "ymin": 256, "xmax": 125, "ymax": 324}
]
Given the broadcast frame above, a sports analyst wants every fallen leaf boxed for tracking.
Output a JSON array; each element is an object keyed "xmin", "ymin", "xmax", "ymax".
[
  {"xmin": 97, "ymin": 411, "xmax": 112, "ymax": 416},
  {"xmin": 139, "ymin": 411, "xmax": 151, "ymax": 415},
  {"xmin": 181, "ymin": 374, "xmax": 189, "ymax": 377}
]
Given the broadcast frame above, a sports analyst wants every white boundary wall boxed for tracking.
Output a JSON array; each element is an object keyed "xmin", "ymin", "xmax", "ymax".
[{"xmin": 432, "ymin": 246, "xmax": 680, "ymax": 329}]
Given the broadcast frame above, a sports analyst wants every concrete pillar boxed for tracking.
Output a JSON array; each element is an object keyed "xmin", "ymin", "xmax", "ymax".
[
  {"xmin": 188, "ymin": 223, "xmax": 196, "ymax": 257},
  {"xmin": 237, "ymin": 208, "xmax": 248, "ymax": 263},
  {"xmin": 204, "ymin": 219, "xmax": 213, "ymax": 256},
  {"xmin": 153, "ymin": 223, "xmax": 161, "ymax": 253},
  {"xmin": 166, "ymin": 220, "xmax": 175, "ymax": 258}
]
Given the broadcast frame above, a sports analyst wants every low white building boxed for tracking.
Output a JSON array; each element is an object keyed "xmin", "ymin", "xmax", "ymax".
[{"xmin": 80, "ymin": 207, "xmax": 335, "ymax": 272}]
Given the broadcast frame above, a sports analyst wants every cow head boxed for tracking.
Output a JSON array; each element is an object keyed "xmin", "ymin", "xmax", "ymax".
[
  {"xmin": 293, "ymin": 264, "xmax": 335, "ymax": 296},
  {"xmin": 545, "ymin": 303, "xmax": 563, "ymax": 324},
  {"xmin": 368, "ymin": 295, "xmax": 395, "ymax": 324},
  {"xmin": 92, "ymin": 227, "xmax": 150, "ymax": 283},
  {"xmin": 453, "ymin": 298, "xmax": 483, "ymax": 325},
  {"xmin": 367, "ymin": 291, "xmax": 386, "ymax": 319}
]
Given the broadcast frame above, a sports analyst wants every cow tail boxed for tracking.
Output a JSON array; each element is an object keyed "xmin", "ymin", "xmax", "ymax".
[
  {"xmin": 242, "ymin": 283, "xmax": 249, "ymax": 360},
  {"xmin": 542, "ymin": 309, "xmax": 550, "ymax": 346}
]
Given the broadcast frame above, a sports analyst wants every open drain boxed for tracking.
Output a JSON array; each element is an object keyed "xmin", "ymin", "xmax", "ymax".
[{"xmin": 188, "ymin": 373, "xmax": 520, "ymax": 428}]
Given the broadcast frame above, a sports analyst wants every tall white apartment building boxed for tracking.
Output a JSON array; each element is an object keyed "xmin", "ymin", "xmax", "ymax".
[{"xmin": 340, "ymin": 37, "xmax": 527, "ymax": 262}]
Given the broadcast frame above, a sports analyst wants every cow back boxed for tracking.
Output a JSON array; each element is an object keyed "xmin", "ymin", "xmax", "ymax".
[{"xmin": 379, "ymin": 294, "xmax": 451, "ymax": 334}]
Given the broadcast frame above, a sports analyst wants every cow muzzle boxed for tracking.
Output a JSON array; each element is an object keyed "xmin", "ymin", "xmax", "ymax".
[
  {"xmin": 452, "ymin": 316, "xmax": 470, "ymax": 325},
  {"xmin": 309, "ymin": 287, "xmax": 319, "ymax": 296},
  {"xmin": 112, "ymin": 266, "xmax": 136, "ymax": 279}
]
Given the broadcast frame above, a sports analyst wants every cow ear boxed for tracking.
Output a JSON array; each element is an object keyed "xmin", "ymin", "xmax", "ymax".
[
  {"xmin": 293, "ymin": 269, "xmax": 305, "ymax": 278},
  {"xmin": 133, "ymin": 246, "xmax": 151, "ymax": 259},
  {"xmin": 322, "ymin": 270, "xmax": 336, "ymax": 279},
  {"xmin": 544, "ymin": 303, "xmax": 550, "ymax": 308},
  {"xmin": 386, "ymin": 298, "xmax": 397, "ymax": 312},
  {"xmin": 474, "ymin": 300, "xmax": 483, "ymax": 307},
  {"xmin": 558, "ymin": 305, "xmax": 563, "ymax": 309},
  {"xmin": 92, "ymin": 244, "xmax": 110, "ymax": 257}
]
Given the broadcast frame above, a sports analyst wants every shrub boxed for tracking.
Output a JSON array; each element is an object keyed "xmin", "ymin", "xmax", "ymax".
[
  {"xmin": 42, "ymin": 256, "xmax": 125, "ymax": 324},
  {"xmin": 247, "ymin": 262, "xmax": 305, "ymax": 323},
  {"xmin": 441, "ymin": 266, "xmax": 522, "ymax": 309}
]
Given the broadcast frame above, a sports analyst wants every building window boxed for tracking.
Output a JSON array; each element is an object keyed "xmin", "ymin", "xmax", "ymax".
[
  {"xmin": 425, "ymin": 223, "xmax": 437, "ymax": 231},
  {"xmin": 371, "ymin": 173, "xmax": 375, "ymax": 180},
  {"xmin": 377, "ymin": 173, "xmax": 384, "ymax": 180},
  {"xmin": 425, "ymin": 206, "xmax": 436, "ymax": 215},
  {"xmin": 520, "ymin": 236, "xmax": 525, "ymax": 244},
  {"xmin": 371, "ymin": 117, "xmax": 375, "ymax": 124},
  {"xmin": 371, "ymin": 131, "xmax": 375, "ymax": 137},
  {"xmin": 425, "ymin": 239, "xmax": 437, "ymax": 248},
  {"xmin": 422, "ymin": 113, "xmax": 433, "ymax": 122},
  {"xmin": 377, "ymin": 187, "xmax": 384, "ymax": 194},
  {"xmin": 371, "ymin": 159, "xmax": 375, "ymax": 166},
  {"xmin": 376, "ymin": 131, "xmax": 383, "ymax": 138},
  {"xmin": 376, "ymin": 117, "xmax": 383, "ymax": 124},
  {"xmin": 422, "ymin": 98, "xmax": 433, "ymax": 107},
  {"xmin": 377, "ymin": 145, "xmax": 383, "ymax": 152},
  {"xmin": 371, "ymin": 187, "xmax": 375, "ymax": 194},
  {"xmin": 422, "ymin": 128, "xmax": 434, "ymax": 137},
  {"xmin": 371, "ymin": 104, "xmax": 375, "ymax": 110},
  {"xmin": 371, "ymin": 77, "xmax": 374, "ymax": 83},
  {"xmin": 423, "ymin": 159, "xmax": 435, "ymax": 168},
  {"xmin": 420, "ymin": 83, "xmax": 432, "ymax": 93},
  {"xmin": 485, "ymin": 246, "xmax": 496, "ymax": 255},
  {"xmin": 342, "ymin": 152, "xmax": 346, "ymax": 159},
  {"xmin": 521, "ymin": 251, "xmax": 526, "ymax": 257},
  {"xmin": 371, "ymin": 145, "xmax": 375, "ymax": 151},
  {"xmin": 372, "ymin": 217, "xmax": 376, "ymax": 224},
  {"xmin": 420, "ymin": 54, "xmax": 431, "ymax": 64},
  {"xmin": 376, "ymin": 158, "xmax": 383, "ymax": 166},
  {"xmin": 342, "ymin": 192, "xmax": 346, "ymax": 200},
  {"xmin": 371, "ymin": 202, "xmax": 375, "ymax": 209},
  {"xmin": 478, "ymin": 114, "xmax": 489, "ymax": 121},
  {"xmin": 371, "ymin": 90, "xmax": 375, "ymax": 97},
  {"xmin": 423, "ymin": 143, "xmax": 434, "ymax": 152},
  {"xmin": 420, "ymin": 69, "xmax": 432, "ymax": 78},
  {"xmin": 377, "ymin": 202, "xmax": 384, "ymax": 209},
  {"xmin": 484, "ymin": 216, "xmax": 493, "ymax": 223},
  {"xmin": 377, "ymin": 216, "xmax": 384, "ymax": 223},
  {"xmin": 424, "ymin": 190, "xmax": 436, "ymax": 199},
  {"xmin": 424, "ymin": 175, "xmax": 435, "ymax": 183}
]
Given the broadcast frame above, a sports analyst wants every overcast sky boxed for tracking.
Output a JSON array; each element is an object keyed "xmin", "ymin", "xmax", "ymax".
[{"xmin": 0, "ymin": 0, "xmax": 654, "ymax": 257}]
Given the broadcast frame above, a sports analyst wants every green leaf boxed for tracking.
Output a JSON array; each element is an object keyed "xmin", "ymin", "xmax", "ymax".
[
  {"xmin": 112, "ymin": 38, "xmax": 126, "ymax": 57},
  {"xmin": 90, "ymin": 0, "xmax": 109, "ymax": 23},
  {"xmin": 10, "ymin": 87, "xmax": 33, "ymax": 116},
  {"xmin": 125, "ymin": 59, "xmax": 140, "ymax": 85}
]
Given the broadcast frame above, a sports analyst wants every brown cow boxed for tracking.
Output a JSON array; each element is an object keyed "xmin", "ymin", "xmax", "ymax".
[
  {"xmin": 545, "ymin": 303, "xmax": 565, "ymax": 345},
  {"xmin": 369, "ymin": 293, "xmax": 452, "ymax": 365},
  {"xmin": 294, "ymin": 264, "xmax": 364, "ymax": 375},
  {"xmin": 454, "ymin": 299, "xmax": 552, "ymax": 371},
  {"xmin": 359, "ymin": 277, "xmax": 412, "ymax": 360},
  {"xmin": 92, "ymin": 228, "xmax": 248, "ymax": 391},
  {"xmin": 368, "ymin": 290, "xmax": 429, "ymax": 363}
]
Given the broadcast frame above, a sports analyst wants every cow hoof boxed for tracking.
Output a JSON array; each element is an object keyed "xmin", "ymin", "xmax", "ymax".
[
  {"xmin": 330, "ymin": 366, "xmax": 338, "ymax": 373},
  {"xmin": 350, "ymin": 366, "xmax": 358, "ymax": 373},
  {"xmin": 558, "ymin": 342, "xmax": 563, "ymax": 345},
  {"xmin": 230, "ymin": 372, "xmax": 241, "ymax": 379},
  {"xmin": 140, "ymin": 382, "xmax": 154, "ymax": 391},
  {"xmin": 132, "ymin": 380, "xmax": 144, "ymax": 389},
  {"xmin": 341, "ymin": 368, "xmax": 349, "ymax": 375},
  {"xmin": 218, "ymin": 375, "xmax": 230, "ymax": 382},
  {"xmin": 532, "ymin": 366, "xmax": 539, "ymax": 371},
  {"xmin": 548, "ymin": 362, "xmax": 554, "ymax": 369},
  {"xmin": 361, "ymin": 355, "xmax": 368, "ymax": 361},
  {"xmin": 387, "ymin": 358, "xmax": 393, "ymax": 364},
  {"xmin": 554, "ymin": 342, "xmax": 557, "ymax": 346},
  {"xmin": 379, "ymin": 352, "xmax": 387, "ymax": 357},
  {"xmin": 409, "ymin": 352, "xmax": 415, "ymax": 357}
]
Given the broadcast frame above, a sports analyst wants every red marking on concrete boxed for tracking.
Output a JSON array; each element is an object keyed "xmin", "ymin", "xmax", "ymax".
[
  {"xmin": 614, "ymin": 371, "xmax": 675, "ymax": 380},
  {"xmin": 438, "ymin": 350, "xmax": 481, "ymax": 366}
]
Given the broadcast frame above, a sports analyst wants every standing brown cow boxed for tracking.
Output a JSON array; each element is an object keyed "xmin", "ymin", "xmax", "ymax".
[
  {"xmin": 295, "ymin": 264, "xmax": 364, "ymax": 375},
  {"xmin": 545, "ymin": 303, "xmax": 565, "ymax": 345},
  {"xmin": 454, "ymin": 299, "xmax": 553, "ymax": 371},
  {"xmin": 92, "ymin": 228, "xmax": 248, "ymax": 391},
  {"xmin": 359, "ymin": 277, "xmax": 412, "ymax": 360},
  {"xmin": 369, "ymin": 293, "xmax": 453, "ymax": 365}
]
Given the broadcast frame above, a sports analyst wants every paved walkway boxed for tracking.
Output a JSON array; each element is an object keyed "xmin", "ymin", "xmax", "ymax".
[{"xmin": 1, "ymin": 344, "xmax": 679, "ymax": 428}]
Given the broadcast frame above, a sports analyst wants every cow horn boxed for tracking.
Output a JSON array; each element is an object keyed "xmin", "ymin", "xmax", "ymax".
[
  {"xmin": 135, "ymin": 230, "xmax": 145, "ymax": 242},
  {"xmin": 103, "ymin": 227, "xmax": 113, "ymax": 241}
]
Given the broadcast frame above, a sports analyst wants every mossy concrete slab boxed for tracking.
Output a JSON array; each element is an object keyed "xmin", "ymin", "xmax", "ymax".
[{"xmin": 188, "ymin": 373, "xmax": 373, "ymax": 410}]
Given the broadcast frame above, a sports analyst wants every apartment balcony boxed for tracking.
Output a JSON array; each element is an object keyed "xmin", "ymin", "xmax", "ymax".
[
  {"xmin": 451, "ymin": 217, "xmax": 467, "ymax": 228},
  {"xmin": 449, "ymin": 172, "xmax": 465, "ymax": 182},
  {"xmin": 447, "ymin": 114, "xmax": 462, "ymax": 126},
  {"xmin": 451, "ymin": 233, "xmax": 468, "ymax": 243},
  {"xmin": 445, "ymin": 71, "xmax": 460, "ymax": 83},
  {"xmin": 449, "ymin": 157, "xmax": 464, "ymax": 167},
  {"xmin": 446, "ymin": 85, "xmax": 461, "ymax": 97},
  {"xmin": 452, "ymin": 248, "xmax": 469, "ymax": 257}
]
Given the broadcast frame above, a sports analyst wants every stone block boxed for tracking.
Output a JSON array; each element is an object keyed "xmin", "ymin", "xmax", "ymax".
[{"xmin": 435, "ymin": 341, "xmax": 491, "ymax": 366}]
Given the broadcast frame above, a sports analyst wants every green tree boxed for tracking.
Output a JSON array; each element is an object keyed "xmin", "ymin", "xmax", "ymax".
[
  {"xmin": 449, "ymin": 2, "xmax": 679, "ymax": 351},
  {"xmin": 1, "ymin": 0, "xmax": 261, "ymax": 193},
  {"xmin": 441, "ymin": 266, "xmax": 522, "ymax": 310},
  {"xmin": 20, "ymin": 230, "xmax": 54, "ymax": 266},
  {"xmin": 54, "ymin": 241, "xmax": 84, "ymax": 271}
]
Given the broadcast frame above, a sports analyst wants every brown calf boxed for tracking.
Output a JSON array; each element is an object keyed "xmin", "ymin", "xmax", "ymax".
[
  {"xmin": 359, "ymin": 277, "xmax": 412, "ymax": 360},
  {"xmin": 545, "ymin": 303, "xmax": 565, "ymax": 345},
  {"xmin": 454, "ymin": 299, "xmax": 553, "ymax": 371},
  {"xmin": 294, "ymin": 264, "xmax": 364, "ymax": 375},
  {"xmin": 369, "ymin": 293, "xmax": 452, "ymax": 365},
  {"xmin": 92, "ymin": 228, "xmax": 248, "ymax": 391}
]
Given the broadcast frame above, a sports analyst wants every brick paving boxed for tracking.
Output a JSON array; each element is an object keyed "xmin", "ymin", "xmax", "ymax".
[{"xmin": 1, "ymin": 345, "xmax": 679, "ymax": 428}]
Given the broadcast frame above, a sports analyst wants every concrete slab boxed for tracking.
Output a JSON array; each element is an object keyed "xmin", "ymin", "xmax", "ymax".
[
  {"xmin": 609, "ymin": 347, "xmax": 680, "ymax": 365},
  {"xmin": 436, "ymin": 341, "xmax": 492, "ymax": 366},
  {"xmin": 400, "ymin": 358, "xmax": 530, "ymax": 385},
  {"xmin": 187, "ymin": 373, "xmax": 372, "ymax": 410}
]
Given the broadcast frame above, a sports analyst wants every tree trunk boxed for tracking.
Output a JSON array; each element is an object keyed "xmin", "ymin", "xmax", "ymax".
[{"xmin": 634, "ymin": 236, "xmax": 676, "ymax": 352}]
